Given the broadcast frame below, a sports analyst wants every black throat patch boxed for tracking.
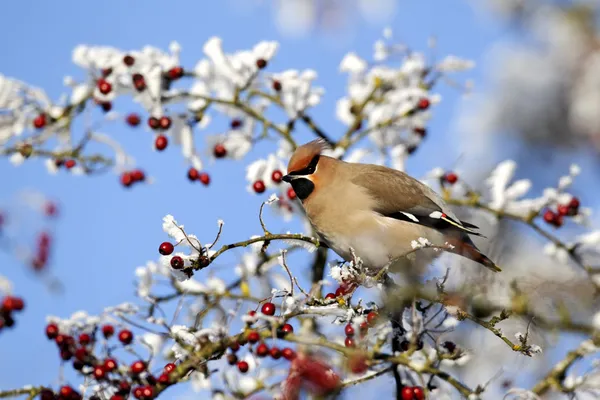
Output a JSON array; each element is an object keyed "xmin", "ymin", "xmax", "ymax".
[{"xmin": 290, "ymin": 178, "xmax": 315, "ymax": 200}]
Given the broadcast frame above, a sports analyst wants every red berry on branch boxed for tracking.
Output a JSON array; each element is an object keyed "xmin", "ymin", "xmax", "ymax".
[
  {"xmin": 121, "ymin": 172, "xmax": 133, "ymax": 188},
  {"xmin": 64, "ymin": 159, "xmax": 76, "ymax": 169},
  {"xmin": 141, "ymin": 386, "xmax": 153, "ymax": 399},
  {"xmin": 158, "ymin": 373, "xmax": 170, "ymax": 384},
  {"xmin": 271, "ymin": 170, "xmax": 283, "ymax": 183},
  {"xmin": 45, "ymin": 323, "xmax": 59, "ymax": 339},
  {"xmin": 123, "ymin": 55, "xmax": 135, "ymax": 66},
  {"xmin": 118, "ymin": 329, "xmax": 134, "ymax": 345},
  {"xmin": 417, "ymin": 98, "xmax": 430, "ymax": 110},
  {"xmin": 248, "ymin": 330, "xmax": 260, "ymax": 344},
  {"xmin": 164, "ymin": 362, "xmax": 176, "ymax": 373},
  {"xmin": 557, "ymin": 204, "xmax": 569, "ymax": 216},
  {"xmin": 167, "ymin": 66, "xmax": 184, "ymax": 80},
  {"xmin": 148, "ymin": 117, "xmax": 160, "ymax": 130},
  {"xmin": 199, "ymin": 172, "xmax": 210, "ymax": 186},
  {"xmin": 102, "ymin": 68, "xmax": 113, "ymax": 77},
  {"xmin": 159, "ymin": 242, "xmax": 174, "ymax": 256},
  {"xmin": 287, "ymin": 187, "xmax": 297, "ymax": 200},
  {"xmin": 102, "ymin": 324, "xmax": 115, "ymax": 338},
  {"xmin": 444, "ymin": 172, "xmax": 458, "ymax": 184},
  {"xmin": 253, "ymin": 180, "xmax": 266, "ymax": 194},
  {"xmin": 133, "ymin": 74, "xmax": 146, "ymax": 91},
  {"xmin": 256, "ymin": 343, "xmax": 269, "ymax": 357},
  {"xmin": 97, "ymin": 79, "xmax": 112, "ymax": 95},
  {"xmin": 74, "ymin": 347, "xmax": 88, "ymax": 361},
  {"xmin": 366, "ymin": 311, "xmax": 378, "ymax": 326},
  {"xmin": 401, "ymin": 386, "xmax": 414, "ymax": 400},
  {"xmin": 256, "ymin": 59, "xmax": 267, "ymax": 69},
  {"xmin": 111, "ymin": 396, "xmax": 125, "ymax": 400},
  {"xmin": 237, "ymin": 360, "xmax": 249, "ymax": 373},
  {"xmin": 126, "ymin": 113, "xmax": 141, "ymax": 127},
  {"xmin": 344, "ymin": 324, "xmax": 355, "ymax": 337},
  {"xmin": 282, "ymin": 347, "xmax": 296, "ymax": 360},
  {"xmin": 230, "ymin": 119, "xmax": 242, "ymax": 129},
  {"xmin": 159, "ymin": 116, "xmax": 172, "ymax": 130},
  {"xmin": 39, "ymin": 389, "xmax": 55, "ymax": 400},
  {"xmin": 59, "ymin": 386, "xmax": 75, "ymax": 398},
  {"xmin": 104, "ymin": 358, "xmax": 117, "ymax": 372},
  {"xmin": 170, "ymin": 256, "xmax": 184, "ymax": 270},
  {"xmin": 543, "ymin": 209, "xmax": 555, "ymax": 224},
  {"xmin": 413, "ymin": 127, "xmax": 427, "ymax": 137},
  {"xmin": 272, "ymin": 80, "xmax": 282, "ymax": 91},
  {"xmin": 261, "ymin": 302, "xmax": 275, "ymax": 316},
  {"xmin": 93, "ymin": 365, "xmax": 106, "ymax": 380},
  {"xmin": 33, "ymin": 114, "xmax": 47, "ymax": 129},
  {"xmin": 270, "ymin": 347, "xmax": 281, "ymax": 359},
  {"xmin": 187, "ymin": 168, "xmax": 199, "ymax": 181},
  {"xmin": 2, "ymin": 296, "xmax": 24, "ymax": 311},
  {"xmin": 248, "ymin": 310, "xmax": 257, "ymax": 317},
  {"xmin": 79, "ymin": 333, "xmax": 92, "ymax": 345},
  {"xmin": 325, "ymin": 293, "xmax": 336, "ymax": 300},
  {"xmin": 213, "ymin": 144, "xmax": 227, "ymax": 158},
  {"xmin": 45, "ymin": 201, "xmax": 58, "ymax": 217},
  {"xmin": 280, "ymin": 323, "xmax": 294, "ymax": 335},
  {"xmin": 413, "ymin": 386, "xmax": 425, "ymax": 400},
  {"xmin": 569, "ymin": 197, "xmax": 580, "ymax": 210},
  {"xmin": 345, "ymin": 337, "xmax": 356, "ymax": 348},
  {"xmin": 118, "ymin": 381, "xmax": 131, "ymax": 395},
  {"xmin": 155, "ymin": 135, "xmax": 168, "ymax": 151},
  {"xmin": 229, "ymin": 341, "xmax": 240, "ymax": 352},
  {"xmin": 131, "ymin": 169, "xmax": 145, "ymax": 182},
  {"xmin": 130, "ymin": 360, "xmax": 146, "ymax": 374},
  {"xmin": 348, "ymin": 353, "xmax": 369, "ymax": 374},
  {"xmin": 133, "ymin": 387, "xmax": 144, "ymax": 399},
  {"xmin": 100, "ymin": 102, "xmax": 112, "ymax": 112},
  {"xmin": 60, "ymin": 349, "xmax": 73, "ymax": 361},
  {"xmin": 227, "ymin": 353, "xmax": 238, "ymax": 365}
]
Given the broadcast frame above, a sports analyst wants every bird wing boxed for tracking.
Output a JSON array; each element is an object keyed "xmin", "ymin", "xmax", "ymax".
[{"xmin": 350, "ymin": 164, "xmax": 483, "ymax": 236}]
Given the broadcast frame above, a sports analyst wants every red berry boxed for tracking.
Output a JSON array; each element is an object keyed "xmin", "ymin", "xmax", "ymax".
[
  {"xmin": 170, "ymin": 256, "xmax": 184, "ymax": 270},
  {"xmin": 261, "ymin": 302, "xmax": 275, "ymax": 316},
  {"xmin": 93, "ymin": 365, "xmax": 106, "ymax": 380},
  {"xmin": 272, "ymin": 80, "xmax": 282, "ymax": 91},
  {"xmin": 133, "ymin": 74, "xmax": 146, "ymax": 91},
  {"xmin": 348, "ymin": 353, "xmax": 369, "ymax": 374},
  {"xmin": 158, "ymin": 373, "xmax": 170, "ymax": 384},
  {"xmin": 325, "ymin": 293, "xmax": 336, "ymax": 300},
  {"xmin": 543, "ymin": 209, "xmax": 556, "ymax": 224},
  {"xmin": 104, "ymin": 358, "xmax": 117, "ymax": 372},
  {"xmin": 199, "ymin": 172, "xmax": 210, "ymax": 185},
  {"xmin": 366, "ymin": 311, "xmax": 378, "ymax": 326},
  {"xmin": 98, "ymin": 79, "xmax": 112, "ymax": 95},
  {"xmin": 187, "ymin": 168, "xmax": 199, "ymax": 181},
  {"xmin": 79, "ymin": 333, "xmax": 92, "ymax": 345},
  {"xmin": 256, "ymin": 59, "xmax": 267, "ymax": 69},
  {"xmin": 282, "ymin": 347, "xmax": 296, "ymax": 360},
  {"xmin": 344, "ymin": 324, "xmax": 355, "ymax": 337},
  {"xmin": 213, "ymin": 144, "xmax": 227, "ymax": 158},
  {"xmin": 227, "ymin": 353, "xmax": 238, "ymax": 365},
  {"xmin": 359, "ymin": 321, "xmax": 368, "ymax": 334},
  {"xmin": 60, "ymin": 386, "xmax": 74, "ymax": 398},
  {"xmin": 247, "ymin": 330, "xmax": 260, "ymax": 344},
  {"xmin": 256, "ymin": 343, "xmax": 269, "ymax": 357},
  {"xmin": 167, "ymin": 66, "xmax": 184, "ymax": 80},
  {"xmin": 237, "ymin": 360, "xmax": 249, "ymax": 373},
  {"xmin": 54, "ymin": 334, "xmax": 68, "ymax": 346},
  {"xmin": 280, "ymin": 323, "xmax": 293, "ymax": 335},
  {"xmin": 159, "ymin": 116, "xmax": 172, "ymax": 130},
  {"xmin": 444, "ymin": 172, "xmax": 458, "ymax": 184},
  {"xmin": 45, "ymin": 202, "xmax": 58, "ymax": 217},
  {"xmin": 102, "ymin": 324, "xmax": 115, "ymax": 338},
  {"xmin": 133, "ymin": 387, "xmax": 144, "ymax": 399},
  {"xmin": 271, "ymin": 170, "xmax": 283, "ymax": 183},
  {"xmin": 102, "ymin": 68, "xmax": 113, "ymax": 77},
  {"xmin": 130, "ymin": 360, "xmax": 146, "ymax": 374},
  {"xmin": 401, "ymin": 386, "xmax": 414, "ymax": 400},
  {"xmin": 164, "ymin": 362, "xmax": 176, "ymax": 373},
  {"xmin": 131, "ymin": 169, "xmax": 145, "ymax": 182},
  {"xmin": 33, "ymin": 114, "xmax": 47, "ymax": 129},
  {"xmin": 39, "ymin": 389, "xmax": 55, "ymax": 400},
  {"xmin": 557, "ymin": 204, "xmax": 569, "ymax": 216},
  {"xmin": 148, "ymin": 117, "xmax": 160, "ymax": 130},
  {"xmin": 141, "ymin": 386, "xmax": 153, "ymax": 399},
  {"xmin": 64, "ymin": 159, "xmax": 76, "ymax": 169},
  {"xmin": 248, "ymin": 310, "xmax": 257, "ymax": 317},
  {"xmin": 2, "ymin": 296, "xmax": 24, "ymax": 311},
  {"xmin": 155, "ymin": 135, "xmax": 168, "ymax": 151},
  {"xmin": 121, "ymin": 172, "xmax": 133, "ymax": 187},
  {"xmin": 345, "ymin": 337, "xmax": 356, "ymax": 348},
  {"xmin": 413, "ymin": 127, "xmax": 427, "ymax": 137},
  {"xmin": 287, "ymin": 187, "xmax": 297, "ymax": 200},
  {"xmin": 569, "ymin": 197, "xmax": 580, "ymax": 210},
  {"xmin": 335, "ymin": 287, "xmax": 345, "ymax": 297},
  {"xmin": 118, "ymin": 329, "xmax": 134, "ymax": 345},
  {"xmin": 100, "ymin": 101, "xmax": 112, "ymax": 112},
  {"xmin": 123, "ymin": 55, "xmax": 135, "ymax": 66},
  {"xmin": 126, "ymin": 113, "xmax": 141, "ymax": 127},
  {"xmin": 159, "ymin": 242, "xmax": 174, "ymax": 256},
  {"xmin": 270, "ymin": 347, "xmax": 281, "ymax": 359},
  {"xmin": 60, "ymin": 349, "xmax": 73, "ymax": 361},
  {"xmin": 111, "ymin": 396, "xmax": 125, "ymax": 400},
  {"xmin": 118, "ymin": 380, "xmax": 131, "ymax": 394},
  {"xmin": 417, "ymin": 98, "xmax": 430, "ymax": 110},
  {"xmin": 229, "ymin": 342, "xmax": 240, "ymax": 352},
  {"xmin": 74, "ymin": 347, "xmax": 88, "ymax": 361},
  {"xmin": 253, "ymin": 180, "xmax": 266, "ymax": 194},
  {"xmin": 413, "ymin": 386, "xmax": 425, "ymax": 400},
  {"xmin": 230, "ymin": 119, "xmax": 242, "ymax": 129}
]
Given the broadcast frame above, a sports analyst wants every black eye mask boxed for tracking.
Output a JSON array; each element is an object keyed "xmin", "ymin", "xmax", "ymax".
[
  {"xmin": 290, "ymin": 178, "xmax": 315, "ymax": 200},
  {"xmin": 288, "ymin": 155, "xmax": 320, "ymax": 176}
]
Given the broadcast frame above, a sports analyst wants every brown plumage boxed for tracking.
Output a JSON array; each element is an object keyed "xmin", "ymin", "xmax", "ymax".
[{"xmin": 283, "ymin": 139, "xmax": 500, "ymax": 272}]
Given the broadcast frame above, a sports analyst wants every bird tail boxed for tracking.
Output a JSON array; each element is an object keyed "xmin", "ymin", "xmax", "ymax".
[{"xmin": 445, "ymin": 235, "xmax": 501, "ymax": 272}]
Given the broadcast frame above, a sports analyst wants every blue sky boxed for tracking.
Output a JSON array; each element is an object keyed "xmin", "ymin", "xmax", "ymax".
[{"xmin": 0, "ymin": 0, "xmax": 526, "ymax": 395}]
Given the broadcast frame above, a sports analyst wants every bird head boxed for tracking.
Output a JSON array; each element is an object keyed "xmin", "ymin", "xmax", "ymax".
[{"xmin": 283, "ymin": 139, "xmax": 329, "ymax": 201}]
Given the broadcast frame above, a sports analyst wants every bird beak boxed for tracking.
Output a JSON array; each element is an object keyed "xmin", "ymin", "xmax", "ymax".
[{"xmin": 282, "ymin": 174, "xmax": 294, "ymax": 183}]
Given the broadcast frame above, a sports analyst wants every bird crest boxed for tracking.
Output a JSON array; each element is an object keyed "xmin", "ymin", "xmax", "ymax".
[{"xmin": 287, "ymin": 139, "xmax": 329, "ymax": 174}]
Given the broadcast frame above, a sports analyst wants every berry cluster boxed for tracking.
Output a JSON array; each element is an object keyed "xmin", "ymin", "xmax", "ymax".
[
  {"xmin": 120, "ymin": 170, "xmax": 146, "ymax": 188},
  {"xmin": 54, "ymin": 159, "xmax": 78, "ymax": 170},
  {"xmin": 343, "ymin": 311, "xmax": 377, "ymax": 348},
  {"xmin": 32, "ymin": 231, "xmax": 52, "ymax": 271},
  {"xmin": 187, "ymin": 168, "xmax": 210, "ymax": 185},
  {"xmin": 543, "ymin": 197, "xmax": 580, "ymax": 228},
  {"xmin": 324, "ymin": 282, "xmax": 357, "ymax": 301},
  {"xmin": 0, "ymin": 296, "xmax": 24, "ymax": 331},
  {"xmin": 401, "ymin": 385, "xmax": 425, "ymax": 400}
]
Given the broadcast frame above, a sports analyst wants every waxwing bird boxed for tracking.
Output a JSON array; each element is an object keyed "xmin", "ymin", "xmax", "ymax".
[{"xmin": 282, "ymin": 139, "xmax": 500, "ymax": 273}]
